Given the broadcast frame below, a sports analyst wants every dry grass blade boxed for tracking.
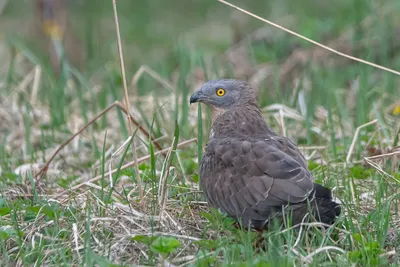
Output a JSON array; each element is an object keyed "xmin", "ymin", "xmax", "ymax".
[
  {"xmin": 364, "ymin": 151, "xmax": 400, "ymax": 183},
  {"xmin": 303, "ymin": 246, "xmax": 346, "ymax": 263},
  {"xmin": 72, "ymin": 223, "xmax": 81, "ymax": 259},
  {"xmin": 53, "ymin": 138, "xmax": 197, "ymax": 199},
  {"xmin": 13, "ymin": 67, "xmax": 35, "ymax": 98},
  {"xmin": 108, "ymin": 135, "xmax": 136, "ymax": 188},
  {"xmin": 157, "ymin": 124, "xmax": 180, "ymax": 213},
  {"xmin": 34, "ymin": 101, "xmax": 117, "ymax": 179},
  {"xmin": 30, "ymin": 66, "xmax": 42, "ymax": 105},
  {"xmin": 346, "ymin": 119, "xmax": 378, "ymax": 164},
  {"xmin": 218, "ymin": 0, "xmax": 400, "ymax": 76},
  {"xmin": 364, "ymin": 150, "xmax": 400, "ymax": 161},
  {"xmin": 364, "ymin": 158, "xmax": 396, "ymax": 183},
  {"xmin": 131, "ymin": 65, "xmax": 175, "ymax": 94},
  {"xmin": 113, "ymin": 101, "xmax": 165, "ymax": 153},
  {"xmin": 34, "ymin": 100, "xmax": 164, "ymax": 179},
  {"xmin": 158, "ymin": 139, "xmax": 175, "ymax": 210},
  {"xmin": 263, "ymin": 104, "xmax": 304, "ymax": 121},
  {"xmin": 343, "ymin": 119, "xmax": 378, "ymax": 203},
  {"xmin": 159, "ymin": 133, "xmax": 179, "ymax": 215},
  {"xmin": 112, "ymin": 0, "xmax": 143, "ymax": 202}
]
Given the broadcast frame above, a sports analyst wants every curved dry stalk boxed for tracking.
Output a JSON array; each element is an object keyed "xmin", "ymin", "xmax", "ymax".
[
  {"xmin": 52, "ymin": 138, "xmax": 197, "ymax": 200},
  {"xmin": 131, "ymin": 65, "xmax": 175, "ymax": 94},
  {"xmin": 114, "ymin": 101, "xmax": 164, "ymax": 153},
  {"xmin": 34, "ymin": 100, "xmax": 164, "ymax": 179},
  {"xmin": 346, "ymin": 119, "xmax": 378, "ymax": 163},
  {"xmin": 112, "ymin": 0, "xmax": 142, "ymax": 201},
  {"xmin": 302, "ymin": 246, "xmax": 346, "ymax": 263}
]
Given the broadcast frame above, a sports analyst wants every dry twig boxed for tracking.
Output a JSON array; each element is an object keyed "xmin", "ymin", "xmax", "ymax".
[
  {"xmin": 218, "ymin": 0, "xmax": 400, "ymax": 76},
  {"xmin": 53, "ymin": 138, "xmax": 197, "ymax": 199},
  {"xmin": 34, "ymin": 100, "xmax": 163, "ymax": 179},
  {"xmin": 346, "ymin": 119, "xmax": 378, "ymax": 164},
  {"xmin": 112, "ymin": 0, "xmax": 143, "ymax": 201}
]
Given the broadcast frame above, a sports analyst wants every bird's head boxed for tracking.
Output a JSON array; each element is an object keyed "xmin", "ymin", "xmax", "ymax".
[{"xmin": 189, "ymin": 79, "xmax": 257, "ymax": 109}]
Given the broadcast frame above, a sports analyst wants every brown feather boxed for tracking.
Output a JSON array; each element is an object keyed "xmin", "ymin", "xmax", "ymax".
[{"xmin": 197, "ymin": 80, "xmax": 341, "ymax": 230}]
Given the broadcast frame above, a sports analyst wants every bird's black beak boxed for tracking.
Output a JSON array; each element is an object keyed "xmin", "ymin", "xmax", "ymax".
[{"xmin": 190, "ymin": 90, "xmax": 203, "ymax": 104}]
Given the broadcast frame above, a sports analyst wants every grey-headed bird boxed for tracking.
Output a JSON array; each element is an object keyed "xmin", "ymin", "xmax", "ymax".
[{"xmin": 190, "ymin": 79, "xmax": 340, "ymax": 230}]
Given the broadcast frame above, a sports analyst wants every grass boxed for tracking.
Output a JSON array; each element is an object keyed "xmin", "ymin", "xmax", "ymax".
[{"xmin": 1, "ymin": 0, "xmax": 400, "ymax": 266}]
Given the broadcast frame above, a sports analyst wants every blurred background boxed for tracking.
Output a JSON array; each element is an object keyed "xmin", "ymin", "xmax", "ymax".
[
  {"xmin": 1, "ymin": 1, "xmax": 400, "ymax": 265},
  {"xmin": 1, "ymin": 0, "xmax": 400, "ymax": 181},
  {"xmin": 1, "ymin": 0, "xmax": 399, "ymax": 176},
  {"xmin": 1, "ymin": 0, "xmax": 399, "ymax": 106}
]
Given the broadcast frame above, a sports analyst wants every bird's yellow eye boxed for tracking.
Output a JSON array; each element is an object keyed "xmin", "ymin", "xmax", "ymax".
[{"xmin": 216, "ymin": 88, "xmax": 225, "ymax": 96}]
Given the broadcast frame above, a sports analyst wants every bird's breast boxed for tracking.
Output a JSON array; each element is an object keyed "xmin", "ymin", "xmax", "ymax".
[{"xmin": 210, "ymin": 106, "xmax": 275, "ymax": 138}]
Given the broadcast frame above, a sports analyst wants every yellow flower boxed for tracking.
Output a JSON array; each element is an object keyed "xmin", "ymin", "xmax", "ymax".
[
  {"xmin": 393, "ymin": 103, "xmax": 400, "ymax": 116},
  {"xmin": 42, "ymin": 20, "xmax": 62, "ymax": 40}
]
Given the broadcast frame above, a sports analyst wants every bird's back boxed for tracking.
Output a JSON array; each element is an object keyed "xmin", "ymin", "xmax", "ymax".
[{"xmin": 200, "ymin": 105, "xmax": 340, "ymax": 229}]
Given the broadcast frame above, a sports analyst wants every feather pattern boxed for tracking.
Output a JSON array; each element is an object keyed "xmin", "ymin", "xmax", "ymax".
[{"xmin": 195, "ymin": 80, "xmax": 341, "ymax": 230}]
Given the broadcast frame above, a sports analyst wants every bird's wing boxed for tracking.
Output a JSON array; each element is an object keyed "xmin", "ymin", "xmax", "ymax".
[{"xmin": 200, "ymin": 136, "xmax": 314, "ymax": 226}]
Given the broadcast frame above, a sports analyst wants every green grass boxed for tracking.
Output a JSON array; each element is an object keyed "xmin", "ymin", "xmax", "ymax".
[{"xmin": 1, "ymin": 0, "xmax": 400, "ymax": 266}]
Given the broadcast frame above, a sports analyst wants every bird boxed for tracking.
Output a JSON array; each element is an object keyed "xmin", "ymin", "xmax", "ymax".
[{"xmin": 190, "ymin": 79, "xmax": 341, "ymax": 231}]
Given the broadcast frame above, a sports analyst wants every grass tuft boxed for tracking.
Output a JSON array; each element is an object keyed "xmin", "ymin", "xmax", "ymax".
[{"xmin": 1, "ymin": 0, "xmax": 400, "ymax": 266}]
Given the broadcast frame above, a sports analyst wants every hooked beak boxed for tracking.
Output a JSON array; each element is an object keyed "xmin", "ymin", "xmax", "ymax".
[{"xmin": 189, "ymin": 90, "xmax": 204, "ymax": 104}]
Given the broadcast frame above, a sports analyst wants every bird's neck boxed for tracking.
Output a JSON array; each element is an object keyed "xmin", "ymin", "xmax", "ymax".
[
  {"xmin": 210, "ymin": 106, "xmax": 226, "ymax": 121},
  {"xmin": 210, "ymin": 105, "xmax": 276, "ymax": 138}
]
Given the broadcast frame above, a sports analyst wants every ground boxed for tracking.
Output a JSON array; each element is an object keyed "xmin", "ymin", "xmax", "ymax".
[{"xmin": 0, "ymin": 0, "xmax": 400, "ymax": 266}]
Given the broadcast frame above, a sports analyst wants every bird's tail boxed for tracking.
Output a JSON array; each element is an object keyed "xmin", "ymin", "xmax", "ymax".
[
  {"xmin": 289, "ymin": 183, "xmax": 341, "ymax": 226},
  {"xmin": 313, "ymin": 183, "xmax": 341, "ymax": 223}
]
